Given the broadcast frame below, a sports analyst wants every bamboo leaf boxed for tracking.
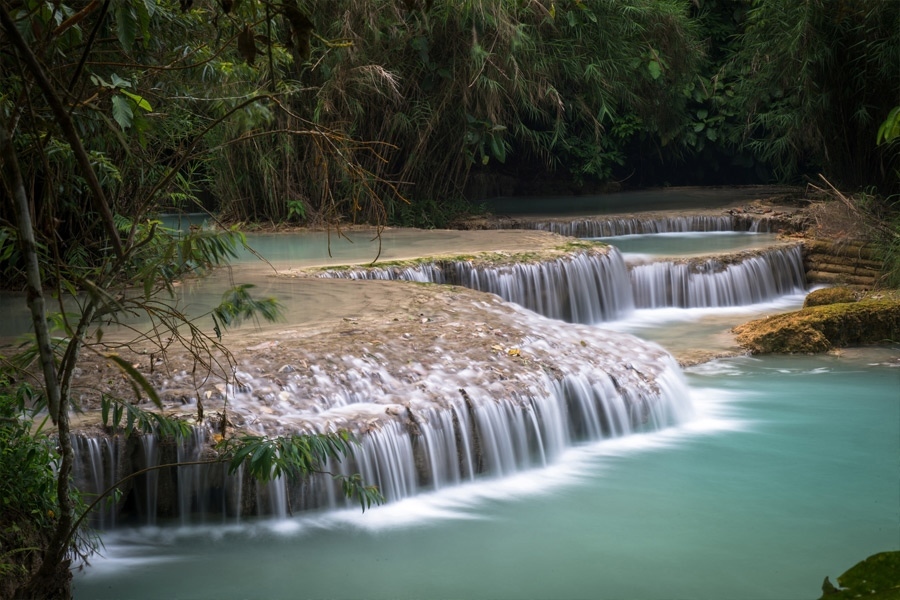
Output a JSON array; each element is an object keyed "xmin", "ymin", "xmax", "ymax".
[
  {"xmin": 105, "ymin": 354, "xmax": 162, "ymax": 409},
  {"xmin": 876, "ymin": 106, "xmax": 900, "ymax": 145},
  {"xmin": 101, "ymin": 395, "xmax": 110, "ymax": 428},
  {"xmin": 121, "ymin": 90, "xmax": 153, "ymax": 112}
]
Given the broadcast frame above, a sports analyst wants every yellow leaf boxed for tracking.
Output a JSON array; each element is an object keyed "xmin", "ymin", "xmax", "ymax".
[{"xmin": 507, "ymin": 348, "xmax": 520, "ymax": 357}]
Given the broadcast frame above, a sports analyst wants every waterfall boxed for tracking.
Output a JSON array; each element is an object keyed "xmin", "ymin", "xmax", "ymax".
[
  {"xmin": 495, "ymin": 214, "xmax": 773, "ymax": 237},
  {"xmin": 67, "ymin": 232, "xmax": 806, "ymax": 526},
  {"xmin": 137, "ymin": 436, "xmax": 159, "ymax": 526},
  {"xmin": 72, "ymin": 435, "xmax": 122, "ymax": 530},
  {"xmin": 176, "ymin": 428, "xmax": 208, "ymax": 524},
  {"xmin": 630, "ymin": 245, "xmax": 806, "ymax": 308},
  {"xmin": 70, "ymin": 326, "xmax": 693, "ymax": 528},
  {"xmin": 73, "ymin": 359, "xmax": 689, "ymax": 519},
  {"xmin": 319, "ymin": 249, "xmax": 635, "ymax": 323},
  {"xmin": 317, "ymin": 244, "xmax": 806, "ymax": 320},
  {"xmin": 295, "ymin": 362, "xmax": 691, "ymax": 511}
]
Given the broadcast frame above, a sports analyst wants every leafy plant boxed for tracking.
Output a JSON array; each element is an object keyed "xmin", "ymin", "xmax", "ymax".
[
  {"xmin": 877, "ymin": 106, "xmax": 900, "ymax": 146},
  {"xmin": 0, "ymin": 382, "xmax": 58, "ymax": 530}
]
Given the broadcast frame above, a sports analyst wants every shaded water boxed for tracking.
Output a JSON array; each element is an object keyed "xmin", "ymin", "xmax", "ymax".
[{"xmin": 73, "ymin": 350, "xmax": 899, "ymax": 599}]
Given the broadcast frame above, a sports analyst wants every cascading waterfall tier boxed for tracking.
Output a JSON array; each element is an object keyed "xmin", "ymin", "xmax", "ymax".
[
  {"xmin": 318, "ymin": 246, "xmax": 635, "ymax": 323},
  {"xmin": 629, "ymin": 244, "xmax": 807, "ymax": 308},
  {"xmin": 471, "ymin": 214, "xmax": 780, "ymax": 237},
  {"xmin": 69, "ymin": 237, "xmax": 806, "ymax": 527},
  {"xmin": 523, "ymin": 215, "xmax": 764, "ymax": 237},
  {"xmin": 69, "ymin": 285, "xmax": 693, "ymax": 525},
  {"xmin": 314, "ymin": 244, "xmax": 807, "ymax": 320}
]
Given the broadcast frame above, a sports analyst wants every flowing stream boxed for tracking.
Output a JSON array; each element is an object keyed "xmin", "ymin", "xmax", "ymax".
[{"xmin": 38, "ymin": 200, "xmax": 900, "ymax": 599}]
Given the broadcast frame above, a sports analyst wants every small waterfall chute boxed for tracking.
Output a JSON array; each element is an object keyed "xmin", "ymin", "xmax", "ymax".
[
  {"xmin": 630, "ymin": 245, "xmax": 806, "ymax": 308},
  {"xmin": 318, "ymin": 248, "xmax": 635, "ymax": 324}
]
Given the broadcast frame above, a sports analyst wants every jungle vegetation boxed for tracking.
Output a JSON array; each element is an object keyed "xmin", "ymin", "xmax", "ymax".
[{"xmin": 0, "ymin": 1, "xmax": 898, "ymax": 598}]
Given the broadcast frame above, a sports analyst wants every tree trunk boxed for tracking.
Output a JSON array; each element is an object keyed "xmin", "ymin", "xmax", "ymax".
[
  {"xmin": 1, "ymin": 122, "xmax": 74, "ymax": 600},
  {"xmin": 0, "ymin": 124, "xmax": 62, "ymax": 423}
]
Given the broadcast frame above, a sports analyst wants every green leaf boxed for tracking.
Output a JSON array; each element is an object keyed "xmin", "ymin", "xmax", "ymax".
[
  {"xmin": 143, "ymin": 274, "xmax": 153, "ymax": 300},
  {"xmin": 91, "ymin": 74, "xmax": 111, "ymax": 88},
  {"xmin": 112, "ymin": 95, "xmax": 134, "ymax": 130},
  {"xmin": 110, "ymin": 73, "xmax": 131, "ymax": 89},
  {"xmin": 489, "ymin": 136, "xmax": 506, "ymax": 163},
  {"xmin": 115, "ymin": 3, "xmax": 138, "ymax": 52},
  {"xmin": 125, "ymin": 404, "xmax": 135, "ymax": 436},
  {"xmin": 876, "ymin": 106, "xmax": 900, "ymax": 145},
  {"xmin": 121, "ymin": 90, "xmax": 152, "ymax": 112},
  {"xmin": 135, "ymin": 0, "xmax": 152, "ymax": 47},
  {"xmin": 647, "ymin": 60, "xmax": 662, "ymax": 80},
  {"xmin": 101, "ymin": 395, "xmax": 110, "ymax": 428}
]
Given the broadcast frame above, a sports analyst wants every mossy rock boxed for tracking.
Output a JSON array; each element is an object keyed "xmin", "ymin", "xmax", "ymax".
[
  {"xmin": 804, "ymin": 287, "xmax": 858, "ymax": 308},
  {"xmin": 820, "ymin": 551, "xmax": 900, "ymax": 599},
  {"xmin": 733, "ymin": 299, "xmax": 900, "ymax": 353}
]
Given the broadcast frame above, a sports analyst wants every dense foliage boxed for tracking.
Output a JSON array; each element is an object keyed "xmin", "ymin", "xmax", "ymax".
[
  {"xmin": 0, "ymin": 384, "xmax": 59, "ymax": 597},
  {"xmin": 1, "ymin": 0, "xmax": 897, "ymax": 236},
  {"xmin": 728, "ymin": 0, "xmax": 899, "ymax": 190}
]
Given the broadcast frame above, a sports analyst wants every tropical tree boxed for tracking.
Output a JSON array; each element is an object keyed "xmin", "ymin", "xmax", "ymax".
[{"xmin": 0, "ymin": 2, "xmax": 384, "ymax": 597}]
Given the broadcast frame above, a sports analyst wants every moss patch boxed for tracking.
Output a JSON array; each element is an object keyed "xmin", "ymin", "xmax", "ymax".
[
  {"xmin": 733, "ymin": 299, "xmax": 900, "ymax": 353},
  {"xmin": 820, "ymin": 551, "xmax": 900, "ymax": 600},
  {"xmin": 803, "ymin": 287, "xmax": 858, "ymax": 307}
]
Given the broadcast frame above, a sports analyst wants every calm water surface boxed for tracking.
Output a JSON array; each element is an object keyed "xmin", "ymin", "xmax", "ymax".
[{"xmin": 596, "ymin": 231, "xmax": 781, "ymax": 257}]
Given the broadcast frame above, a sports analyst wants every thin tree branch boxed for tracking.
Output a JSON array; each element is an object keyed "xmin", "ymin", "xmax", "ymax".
[
  {"xmin": 0, "ymin": 5, "xmax": 124, "ymax": 259},
  {"xmin": 67, "ymin": 0, "xmax": 110, "ymax": 92}
]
